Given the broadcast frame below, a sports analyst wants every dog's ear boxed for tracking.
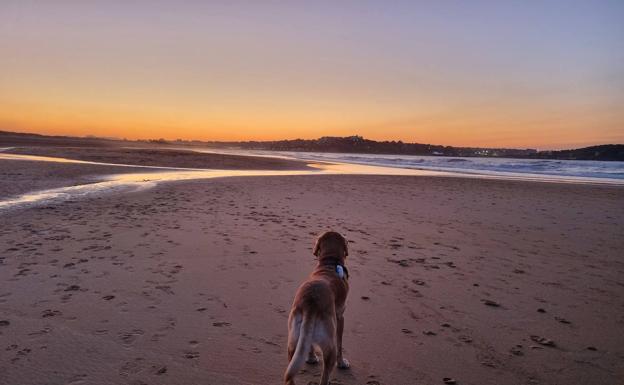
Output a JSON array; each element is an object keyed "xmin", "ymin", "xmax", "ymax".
[
  {"xmin": 313, "ymin": 236, "xmax": 321, "ymax": 257},
  {"xmin": 342, "ymin": 235, "xmax": 349, "ymax": 257}
]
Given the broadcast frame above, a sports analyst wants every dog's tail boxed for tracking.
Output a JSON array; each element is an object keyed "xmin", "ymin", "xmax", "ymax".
[{"xmin": 284, "ymin": 312, "xmax": 315, "ymax": 384}]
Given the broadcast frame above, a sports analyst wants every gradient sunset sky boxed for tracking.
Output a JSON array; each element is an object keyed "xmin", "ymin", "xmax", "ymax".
[{"xmin": 1, "ymin": 1, "xmax": 623, "ymax": 149}]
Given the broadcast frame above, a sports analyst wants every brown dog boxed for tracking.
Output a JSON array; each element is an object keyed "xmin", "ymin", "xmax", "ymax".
[{"xmin": 284, "ymin": 231, "xmax": 350, "ymax": 385}]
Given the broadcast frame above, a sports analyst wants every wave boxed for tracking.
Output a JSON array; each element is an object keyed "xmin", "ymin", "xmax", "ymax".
[{"xmin": 276, "ymin": 152, "xmax": 624, "ymax": 181}]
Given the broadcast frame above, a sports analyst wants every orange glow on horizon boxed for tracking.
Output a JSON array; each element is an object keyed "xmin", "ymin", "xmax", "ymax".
[{"xmin": 1, "ymin": 95, "xmax": 621, "ymax": 150}]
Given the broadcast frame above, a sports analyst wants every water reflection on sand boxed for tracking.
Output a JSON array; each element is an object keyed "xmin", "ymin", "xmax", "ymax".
[{"xmin": 0, "ymin": 153, "xmax": 449, "ymax": 210}]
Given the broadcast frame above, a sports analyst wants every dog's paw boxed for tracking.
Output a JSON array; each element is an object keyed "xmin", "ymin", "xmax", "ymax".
[
  {"xmin": 306, "ymin": 353, "xmax": 319, "ymax": 365},
  {"xmin": 337, "ymin": 358, "xmax": 350, "ymax": 369}
]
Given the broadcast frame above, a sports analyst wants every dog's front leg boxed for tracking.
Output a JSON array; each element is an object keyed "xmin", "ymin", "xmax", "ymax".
[{"xmin": 336, "ymin": 314, "xmax": 350, "ymax": 369}]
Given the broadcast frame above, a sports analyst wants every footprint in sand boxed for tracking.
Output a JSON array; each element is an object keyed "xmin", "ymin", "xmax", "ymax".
[
  {"xmin": 482, "ymin": 299, "xmax": 501, "ymax": 308},
  {"xmin": 41, "ymin": 309, "xmax": 62, "ymax": 318},
  {"xmin": 64, "ymin": 284, "xmax": 82, "ymax": 292},
  {"xmin": 458, "ymin": 335, "xmax": 473, "ymax": 344},
  {"xmin": 66, "ymin": 374, "xmax": 88, "ymax": 384},
  {"xmin": 510, "ymin": 345, "xmax": 524, "ymax": 356},
  {"xmin": 554, "ymin": 316, "xmax": 572, "ymax": 324},
  {"xmin": 530, "ymin": 335, "xmax": 556, "ymax": 347},
  {"xmin": 119, "ymin": 358, "xmax": 146, "ymax": 377},
  {"xmin": 119, "ymin": 329, "xmax": 145, "ymax": 347},
  {"xmin": 153, "ymin": 365, "xmax": 167, "ymax": 375}
]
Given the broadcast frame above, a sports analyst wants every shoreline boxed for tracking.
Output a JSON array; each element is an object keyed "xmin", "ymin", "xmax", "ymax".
[
  {"xmin": 2, "ymin": 150, "xmax": 624, "ymax": 212},
  {"xmin": 3, "ymin": 145, "xmax": 624, "ymax": 185},
  {"xmin": 186, "ymin": 147, "xmax": 624, "ymax": 183}
]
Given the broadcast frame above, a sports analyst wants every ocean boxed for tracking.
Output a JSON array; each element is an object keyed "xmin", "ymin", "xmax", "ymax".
[{"xmin": 218, "ymin": 150, "xmax": 624, "ymax": 183}]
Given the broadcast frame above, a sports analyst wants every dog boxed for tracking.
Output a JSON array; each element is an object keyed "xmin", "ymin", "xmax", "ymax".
[{"xmin": 284, "ymin": 231, "xmax": 350, "ymax": 385}]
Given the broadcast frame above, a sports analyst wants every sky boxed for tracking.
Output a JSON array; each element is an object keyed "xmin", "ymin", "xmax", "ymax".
[{"xmin": 1, "ymin": 1, "xmax": 623, "ymax": 149}]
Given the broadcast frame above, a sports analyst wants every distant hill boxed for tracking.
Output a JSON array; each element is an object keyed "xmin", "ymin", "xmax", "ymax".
[
  {"xmin": 532, "ymin": 144, "xmax": 624, "ymax": 161},
  {"xmin": 1, "ymin": 130, "xmax": 622, "ymax": 161},
  {"xmin": 0, "ymin": 130, "xmax": 122, "ymax": 147},
  {"xmin": 198, "ymin": 135, "xmax": 539, "ymax": 158},
  {"xmin": 194, "ymin": 136, "xmax": 624, "ymax": 161}
]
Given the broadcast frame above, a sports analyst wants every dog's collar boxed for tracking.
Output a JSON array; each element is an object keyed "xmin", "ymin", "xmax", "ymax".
[
  {"xmin": 335, "ymin": 265, "xmax": 348, "ymax": 280},
  {"xmin": 319, "ymin": 259, "xmax": 349, "ymax": 280},
  {"xmin": 319, "ymin": 257, "xmax": 349, "ymax": 279}
]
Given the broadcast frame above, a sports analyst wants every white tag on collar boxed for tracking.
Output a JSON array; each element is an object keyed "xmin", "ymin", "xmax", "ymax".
[{"xmin": 336, "ymin": 265, "xmax": 345, "ymax": 279}]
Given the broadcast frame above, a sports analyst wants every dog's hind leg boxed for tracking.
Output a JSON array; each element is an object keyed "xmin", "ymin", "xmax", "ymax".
[
  {"xmin": 286, "ymin": 312, "xmax": 302, "ymax": 361},
  {"xmin": 319, "ymin": 344, "xmax": 337, "ymax": 385},
  {"xmin": 316, "ymin": 317, "xmax": 337, "ymax": 385},
  {"xmin": 284, "ymin": 312, "xmax": 314, "ymax": 385}
]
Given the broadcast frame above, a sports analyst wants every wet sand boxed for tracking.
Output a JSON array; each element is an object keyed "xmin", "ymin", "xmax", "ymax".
[
  {"xmin": 0, "ymin": 147, "xmax": 310, "ymax": 200},
  {"xmin": 1, "ymin": 163, "xmax": 623, "ymax": 385},
  {"xmin": 3, "ymin": 146, "xmax": 311, "ymax": 171},
  {"xmin": 0, "ymin": 160, "xmax": 149, "ymax": 200}
]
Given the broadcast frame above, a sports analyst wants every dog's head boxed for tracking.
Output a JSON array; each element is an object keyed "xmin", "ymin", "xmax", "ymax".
[{"xmin": 313, "ymin": 231, "xmax": 348, "ymax": 263}]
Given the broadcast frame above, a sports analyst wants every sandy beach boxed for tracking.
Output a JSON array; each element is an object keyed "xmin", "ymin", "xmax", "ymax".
[{"xmin": 1, "ymin": 150, "xmax": 623, "ymax": 385}]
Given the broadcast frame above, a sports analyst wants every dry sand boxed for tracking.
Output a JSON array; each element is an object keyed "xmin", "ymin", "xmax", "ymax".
[{"xmin": 1, "ymin": 159, "xmax": 623, "ymax": 385}]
